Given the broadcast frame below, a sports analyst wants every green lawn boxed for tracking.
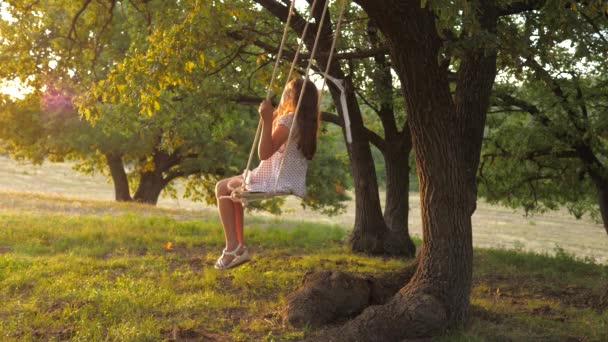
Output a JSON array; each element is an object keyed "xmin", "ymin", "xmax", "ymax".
[{"xmin": 0, "ymin": 193, "xmax": 607, "ymax": 341}]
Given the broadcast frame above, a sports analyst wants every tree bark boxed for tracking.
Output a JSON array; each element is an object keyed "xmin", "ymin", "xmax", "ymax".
[
  {"xmin": 382, "ymin": 136, "xmax": 416, "ymax": 257},
  {"xmin": 343, "ymin": 86, "xmax": 390, "ymax": 254},
  {"xmin": 105, "ymin": 153, "xmax": 132, "ymax": 202},
  {"xmin": 283, "ymin": 261, "xmax": 418, "ymax": 327},
  {"xmin": 367, "ymin": 18, "xmax": 416, "ymax": 257},
  {"xmin": 133, "ymin": 171, "xmax": 167, "ymax": 205},
  {"xmin": 345, "ymin": 2, "xmax": 476, "ymax": 333},
  {"xmin": 132, "ymin": 145, "xmax": 180, "ymax": 205}
]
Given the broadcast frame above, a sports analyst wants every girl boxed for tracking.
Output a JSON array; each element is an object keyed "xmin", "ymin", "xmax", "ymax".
[{"xmin": 214, "ymin": 78, "xmax": 320, "ymax": 270}]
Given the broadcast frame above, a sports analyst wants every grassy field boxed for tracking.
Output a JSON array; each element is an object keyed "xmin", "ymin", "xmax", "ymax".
[
  {"xmin": 1, "ymin": 156, "xmax": 607, "ymax": 264},
  {"xmin": 0, "ymin": 193, "xmax": 607, "ymax": 341}
]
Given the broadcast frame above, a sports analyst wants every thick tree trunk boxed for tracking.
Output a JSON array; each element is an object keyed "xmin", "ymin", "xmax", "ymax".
[
  {"xmin": 344, "ymin": 1, "xmax": 490, "ymax": 332},
  {"xmin": 105, "ymin": 153, "xmax": 132, "ymax": 202},
  {"xmin": 383, "ymin": 139, "xmax": 416, "ymax": 257},
  {"xmin": 133, "ymin": 171, "xmax": 167, "ymax": 205},
  {"xmin": 283, "ymin": 1, "xmax": 499, "ymax": 339},
  {"xmin": 131, "ymin": 142, "xmax": 184, "ymax": 205}
]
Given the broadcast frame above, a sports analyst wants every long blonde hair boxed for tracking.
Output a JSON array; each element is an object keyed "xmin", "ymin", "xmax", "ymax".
[{"xmin": 273, "ymin": 78, "xmax": 320, "ymax": 160}]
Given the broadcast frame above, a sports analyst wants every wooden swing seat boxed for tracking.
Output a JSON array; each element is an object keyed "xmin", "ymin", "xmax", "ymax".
[{"xmin": 224, "ymin": 188, "xmax": 293, "ymax": 206}]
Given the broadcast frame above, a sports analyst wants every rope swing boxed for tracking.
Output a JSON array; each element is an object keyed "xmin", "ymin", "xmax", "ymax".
[{"xmin": 231, "ymin": 0, "xmax": 349, "ymax": 206}]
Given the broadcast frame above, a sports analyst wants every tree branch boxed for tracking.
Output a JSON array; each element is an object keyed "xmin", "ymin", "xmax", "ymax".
[
  {"xmin": 229, "ymin": 94, "xmax": 345, "ymax": 129},
  {"xmin": 68, "ymin": 0, "xmax": 93, "ymax": 41},
  {"xmin": 91, "ymin": 0, "xmax": 116, "ymax": 76},
  {"xmin": 524, "ymin": 57, "xmax": 586, "ymax": 134},
  {"xmin": 365, "ymin": 128, "xmax": 386, "ymax": 152},
  {"xmin": 367, "ymin": 18, "xmax": 398, "ymax": 139},
  {"xmin": 581, "ymin": 12, "xmax": 608, "ymax": 45},
  {"xmin": 572, "ymin": 72, "xmax": 589, "ymax": 124},
  {"xmin": 497, "ymin": 0, "xmax": 546, "ymax": 17},
  {"xmin": 321, "ymin": 112, "xmax": 344, "ymax": 127}
]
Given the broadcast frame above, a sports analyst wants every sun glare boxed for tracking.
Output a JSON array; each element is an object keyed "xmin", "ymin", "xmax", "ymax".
[
  {"xmin": 1, "ymin": 79, "xmax": 32, "ymax": 100},
  {"xmin": 1, "ymin": 2, "xmax": 16, "ymax": 23}
]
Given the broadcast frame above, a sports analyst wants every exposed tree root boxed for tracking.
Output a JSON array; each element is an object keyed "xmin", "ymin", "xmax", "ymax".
[
  {"xmin": 301, "ymin": 290, "xmax": 447, "ymax": 342},
  {"xmin": 283, "ymin": 258, "xmax": 453, "ymax": 341},
  {"xmin": 282, "ymin": 262, "xmax": 417, "ymax": 327}
]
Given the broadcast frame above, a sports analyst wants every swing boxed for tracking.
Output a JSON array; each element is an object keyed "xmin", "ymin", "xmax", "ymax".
[{"xmin": 228, "ymin": 0, "xmax": 350, "ymax": 206}]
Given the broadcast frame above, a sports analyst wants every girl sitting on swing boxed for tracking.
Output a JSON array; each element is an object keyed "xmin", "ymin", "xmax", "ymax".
[{"xmin": 214, "ymin": 78, "xmax": 320, "ymax": 270}]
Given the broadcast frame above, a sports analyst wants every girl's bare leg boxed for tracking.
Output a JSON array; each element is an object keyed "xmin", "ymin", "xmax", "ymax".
[
  {"xmin": 215, "ymin": 176, "xmax": 245, "ymax": 265},
  {"xmin": 226, "ymin": 177, "xmax": 245, "ymax": 245},
  {"xmin": 234, "ymin": 201, "xmax": 244, "ymax": 244},
  {"xmin": 215, "ymin": 176, "xmax": 243, "ymax": 252}
]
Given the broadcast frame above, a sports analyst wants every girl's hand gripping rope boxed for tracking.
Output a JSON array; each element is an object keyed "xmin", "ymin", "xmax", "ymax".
[{"xmin": 258, "ymin": 99, "xmax": 274, "ymax": 123}]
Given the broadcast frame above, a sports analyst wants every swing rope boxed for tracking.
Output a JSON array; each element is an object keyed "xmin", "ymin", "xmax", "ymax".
[
  {"xmin": 234, "ymin": 0, "xmax": 348, "ymax": 205},
  {"xmin": 242, "ymin": 0, "xmax": 324, "ymax": 196},
  {"xmin": 273, "ymin": 0, "xmax": 345, "ymax": 193},
  {"xmin": 242, "ymin": 0, "xmax": 297, "ymax": 185}
]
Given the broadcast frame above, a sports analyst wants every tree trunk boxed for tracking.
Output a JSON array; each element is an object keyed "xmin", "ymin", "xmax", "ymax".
[
  {"xmin": 573, "ymin": 143, "xmax": 608, "ymax": 235},
  {"xmin": 105, "ymin": 153, "xmax": 132, "ymax": 202},
  {"xmin": 131, "ymin": 141, "xmax": 184, "ymax": 205},
  {"xmin": 337, "ymin": 79, "xmax": 390, "ymax": 255},
  {"xmin": 133, "ymin": 172, "xmax": 167, "ymax": 205},
  {"xmin": 133, "ymin": 171, "xmax": 166, "ymax": 205},
  {"xmin": 283, "ymin": 1, "xmax": 499, "ymax": 339},
  {"xmin": 262, "ymin": 0, "xmax": 392, "ymax": 255},
  {"xmin": 367, "ymin": 18, "xmax": 416, "ymax": 257},
  {"xmin": 343, "ymin": 0, "xmax": 496, "ymax": 335},
  {"xmin": 589, "ymin": 173, "xmax": 608, "ymax": 235},
  {"xmin": 382, "ymin": 137, "xmax": 416, "ymax": 257},
  {"xmin": 346, "ymin": 134, "xmax": 390, "ymax": 254},
  {"xmin": 599, "ymin": 184, "xmax": 608, "ymax": 235}
]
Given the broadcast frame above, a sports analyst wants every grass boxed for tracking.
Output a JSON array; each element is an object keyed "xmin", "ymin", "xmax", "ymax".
[
  {"xmin": 3, "ymin": 155, "xmax": 608, "ymax": 265},
  {"xmin": 0, "ymin": 193, "xmax": 607, "ymax": 341}
]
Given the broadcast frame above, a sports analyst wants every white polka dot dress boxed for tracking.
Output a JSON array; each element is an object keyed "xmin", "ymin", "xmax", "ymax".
[{"xmin": 244, "ymin": 114, "xmax": 308, "ymax": 197}]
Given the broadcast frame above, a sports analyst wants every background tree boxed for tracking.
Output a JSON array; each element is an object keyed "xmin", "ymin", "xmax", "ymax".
[
  {"xmin": 0, "ymin": 0, "xmax": 247, "ymax": 204},
  {"xmin": 0, "ymin": 0, "xmax": 350, "ymax": 212},
  {"xmin": 480, "ymin": 2, "xmax": 608, "ymax": 234}
]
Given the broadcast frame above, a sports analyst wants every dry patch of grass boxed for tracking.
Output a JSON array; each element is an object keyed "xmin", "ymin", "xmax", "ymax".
[{"xmin": 0, "ymin": 190, "xmax": 212, "ymax": 219}]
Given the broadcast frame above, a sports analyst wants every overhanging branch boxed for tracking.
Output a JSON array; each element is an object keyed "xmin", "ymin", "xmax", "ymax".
[{"xmin": 497, "ymin": 0, "xmax": 546, "ymax": 17}]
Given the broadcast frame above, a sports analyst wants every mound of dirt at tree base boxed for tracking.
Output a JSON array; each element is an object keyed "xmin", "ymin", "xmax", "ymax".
[
  {"xmin": 282, "ymin": 266, "xmax": 417, "ymax": 328},
  {"xmin": 282, "ymin": 270, "xmax": 372, "ymax": 327}
]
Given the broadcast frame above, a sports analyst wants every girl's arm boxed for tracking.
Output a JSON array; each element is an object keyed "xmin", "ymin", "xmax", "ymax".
[{"xmin": 258, "ymin": 100, "xmax": 289, "ymax": 160}]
